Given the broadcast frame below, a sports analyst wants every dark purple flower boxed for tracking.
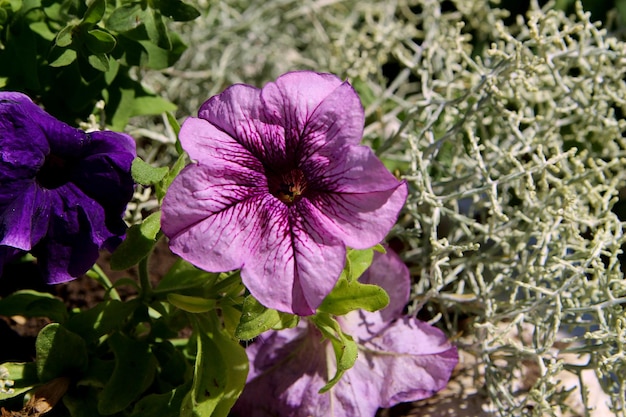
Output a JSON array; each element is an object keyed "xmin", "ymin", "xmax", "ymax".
[
  {"xmin": 0, "ymin": 92, "xmax": 136, "ymax": 283},
  {"xmin": 161, "ymin": 71, "xmax": 407, "ymax": 315},
  {"xmin": 231, "ymin": 250, "xmax": 459, "ymax": 417}
]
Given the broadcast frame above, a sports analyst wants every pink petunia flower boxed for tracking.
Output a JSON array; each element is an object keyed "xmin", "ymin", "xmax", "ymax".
[
  {"xmin": 231, "ymin": 250, "xmax": 459, "ymax": 417},
  {"xmin": 161, "ymin": 71, "xmax": 407, "ymax": 315}
]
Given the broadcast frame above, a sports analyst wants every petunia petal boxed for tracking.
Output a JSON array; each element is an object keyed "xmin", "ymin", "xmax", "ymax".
[
  {"xmin": 359, "ymin": 249, "xmax": 411, "ymax": 321},
  {"xmin": 359, "ymin": 317, "xmax": 458, "ymax": 407},
  {"xmin": 0, "ymin": 183, "xmax": 49, "ymax": 251},
  {"xmin": 197, "ymin": 85, "xmax": 288, "ymax": 165},
  {"xmin": 32, "ymin": 186, "xmax": 102, "ymax": 283},
  {"xmin": 306, "ymin": 145, "xmax": 406, "ymax": 193},
  {"xmin": 162, "ymin": 165, "xmax": 269, "ymax": 274},
  {"xmin": 308, "ymin": 181, "xmax": 408, "ymax": 250},
  {"xmin": 232, "ymin": 323, "xmax": 331, "ymax": 417},
  {"xmin": 243, "ymin": 199, "xmax": 346, "ymax": 315},
  {"xmin": 177, "ymin": 117, "xmax": 266, "ymax": 174},
  {"xmin": 297, "ymin": 81, "xmax": 365, "ymax": 158}
]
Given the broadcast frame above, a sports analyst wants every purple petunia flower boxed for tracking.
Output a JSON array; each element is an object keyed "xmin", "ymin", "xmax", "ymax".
[
  {"xmin": 161, "ymin": 71, "xmax": 407, "ymax": 315},
  {"xmin": 0, "ymin": 92, "xmax": 136, "ymax": 283},
  {"xmin": 231, "ymin": 249, "xmax": 459, "ymax": 417}
]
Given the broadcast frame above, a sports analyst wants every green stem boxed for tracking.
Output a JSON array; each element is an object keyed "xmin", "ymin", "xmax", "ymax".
[
  {"xmin": 138, "ymin": 255, "xmax": 152, "ymax": 301},
  {"xmin": 91, "ymin": 263, "xmax": 121, "ymax": 301}
]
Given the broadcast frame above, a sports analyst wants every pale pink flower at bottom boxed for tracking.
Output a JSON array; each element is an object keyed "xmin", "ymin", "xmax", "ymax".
[{"xmin": 231, "ymin": 250, "xmax": 458, "ymax": 417}]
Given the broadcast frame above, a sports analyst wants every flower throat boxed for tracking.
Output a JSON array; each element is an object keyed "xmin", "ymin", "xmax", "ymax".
[{"xmin": 268, "ymin": 168, "xmax": 308, "ymax": 205}]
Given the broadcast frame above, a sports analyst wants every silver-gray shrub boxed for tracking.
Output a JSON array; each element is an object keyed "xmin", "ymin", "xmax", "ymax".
[{"xmin": 143, "ymin": 0, "xmax": 626, "ymax": 415}]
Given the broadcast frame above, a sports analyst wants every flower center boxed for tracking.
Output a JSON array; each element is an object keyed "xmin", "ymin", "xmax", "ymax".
[
  {"xmin": 36, "ymin": 153, "xmax": 75, "ymax": 189},
  {"xmin": 268, "ymin": 168, "xmax": 308, "ymax": 205}
]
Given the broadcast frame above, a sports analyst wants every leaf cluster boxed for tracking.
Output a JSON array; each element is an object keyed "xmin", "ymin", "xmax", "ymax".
[{"xmin": 0, "ymin": 0, "xmax": 198, "ymax": 128}]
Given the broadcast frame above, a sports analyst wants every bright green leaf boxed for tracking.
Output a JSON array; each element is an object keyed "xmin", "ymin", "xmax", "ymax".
[
  {"xmin": 0, "ymin": 290, "xmax": 68, "ymax": 323},
  {"xmin": 181, "ymin": 313, "xmax": 248, "ymax": 417},
  {"xmin": 144, "ymin": 8, "xmax": 171, "ymax": 50},
  {"xmin": 167, "ymin": 293, "xmax": 216, "ymax": 313},
  {"xmin": 85, "ymin": 28, "xmax": 116, "ymax": 53},
  {"xmin": 317, "ymin": 276, "xmax": 389, "ymax": 316},
  {"xmin": 0, "ymin": 362, "xmax": 39, "ymax": 400},
  {"xmin": 48, "ymin": 48, "xmax": 77, "ymax": 67},
  {"xmin": 106, "ymin": 4, "xmax": 146, "ymax": 32},
  {"xmin": 81, "ymin": 0, "xmax": 105, "ymax": 26},
  {"xmin": 55, "ymin": 24, "xmax": 74, "ymax": 47},
  {"xmin": 35, "ymin": 324, "xmax": 88, "ymax": 382},
  {"xmin": 29, "ymin": 21, "xmax": 56, "ymax": 40},
  {"xmin": 343, "ymin": 247, "xmax": 376, "ymax": 282},
  {"xmin": 98, "ymin": 333, "xmax": 157, "ymax": 415},
  {"xmin": 154, "ymin": 259, "xmax": 217, "ymax": 294},
  {"xmin": 155, "ymin": 153, "xmax": 186, "ymax": 201},
  {"xmin": 154, "ymin": 0, "xmax": 200, "ymax": 21},
  {"xmin": 110, "ymin": 211, "xmax": 161, "ymax": 270},
  {"xmin": 131, "ymin": 95, "xmax": 177, "ymax": 116},
  {"xmin": 310, "ymin": 313, "xmax": 357, "ymax": 393},
  {"xmin": 131, "ymin": 157, "xmax": 169, "ymax": 186},
  {"xmin": 88, "ymin": 52, "xmax": 109, "ymax": 71},
  {"xmin": 235, "ymin": 296, "xmax": 299, "ymax": 341}
]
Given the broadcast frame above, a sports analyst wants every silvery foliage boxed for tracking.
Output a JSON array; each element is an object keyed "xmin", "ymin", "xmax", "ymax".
[{"xmin": 143, "ymin": 0, "xmax": 626, "ymax": 415}]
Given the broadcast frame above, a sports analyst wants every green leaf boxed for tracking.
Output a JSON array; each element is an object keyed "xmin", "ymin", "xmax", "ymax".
[
  {"xmin": 131, "ymin": 95, "xmax": 177, "ymax": 116},
  {"xmin": 106, "ymin": 4, "xmax": 146, "ymax": 32},
  {"xmin": 154, "ymin": 0, "xmax": 200, "ymax": 21},
  {"xmin": 65, "ymin": 299, "xmax": 138, "ymax": 343},
  {"xmin": 129, "ymin": 383, "xmax": 191, "ymax": 417},
  {"xmin": 136, "ymin": 31, "xmax": 186, "ymax": 70},
  {"xmin": 131, "ymin": 157, "xmax": 169, "ymax": 185},
  {"xmin": 343, "ymin": 247, "xmax": 376, "ymax": 283},
  {"xmin": 63, "ymin": 386, "xmax": 104, "ymax": 417},
  {"xmin": 317, "ymin": 276, "xmax": 389, "ymax": 316},
  {"xmin": 167, "ymin": 294, "xmax": 216, "ymax": 313},
  {"xmin": 155, "ymin": 153, "xmax": 187, "ymax": 201},
  {"xmin": 235, "ymin": 296, "xmax": 299, "ymax": 341},
  {"xmin": 154, "ymin": 259, "xmax": 217, "ymax": 294},
  {"xmin": 55, "ymin": 24, "xmax": 74, "ymax": 47},
  {"xmin": 81, "ymin": 0, "xmax": 105, "ymax": 26},
  {"xmin": 110, "ymin": 211, "xmax": 161, "ymax": 270},
  {"xmin": 181, "ymin": 313, "xmax": 248, "ymax": 417},
  {"xmin": 35, "ymin": 324, "xmax": 88, "ymax": 382},
  {"xmin": 48, "ymin": 48, "xmax": 77, "ymax": 67},
  {"xmin": 0, "ymin": 362, "xmax": 39, "ymax": 400},
  {"xmin": 0, "ymin": 290, "xmax": 68, "ymax": 323},
  {"xmin": 29, "ymin": 21, "xmax": 56, "ymax": 40},
  {"xmin": 144, "ymin": 8, "xmax": 171, "ymax": 50},
  {"xmin": 98, "ymin": 333, "xmax": 157, "ymax": 415},
  {"xmin": 87, "ymin": 52, "xmax": 109, "ymax": 71},
  {"xmin": 85, "ymin": 28, "xmax": 116, "ymax": 54},
  {"xmin": 310, "ymin": 313, "xmax": 357, "ymax": 393},
  {"xmin": 165, "ymin": 111, "xmax": 183, "ymax": 154}
]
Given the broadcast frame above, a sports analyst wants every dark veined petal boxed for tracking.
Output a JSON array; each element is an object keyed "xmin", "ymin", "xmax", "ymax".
[
  {"xmin": 162, "ymin": 163, "xmax": 271, "ymax": 273},
  {"xmin": 307, "ymin": 181, "xmax": 408, "ymax": 250},
  {"xmin": 197, "ymin": 84, "xmax": 288, "ymax": 165},
  {"xmin": 261, "ymin": 72, "xmax": 343, "ymax": 132},
  {"xmin": 305, "ymin": 145, "xmax": 405, "ymax": 193},
  {"xmin": 243, "ymin": 199, "xmax": 346, "ymax": 315},
  {"xmin": 176, "ymin": 116, "xmax": 266, "ymax": 174}
]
